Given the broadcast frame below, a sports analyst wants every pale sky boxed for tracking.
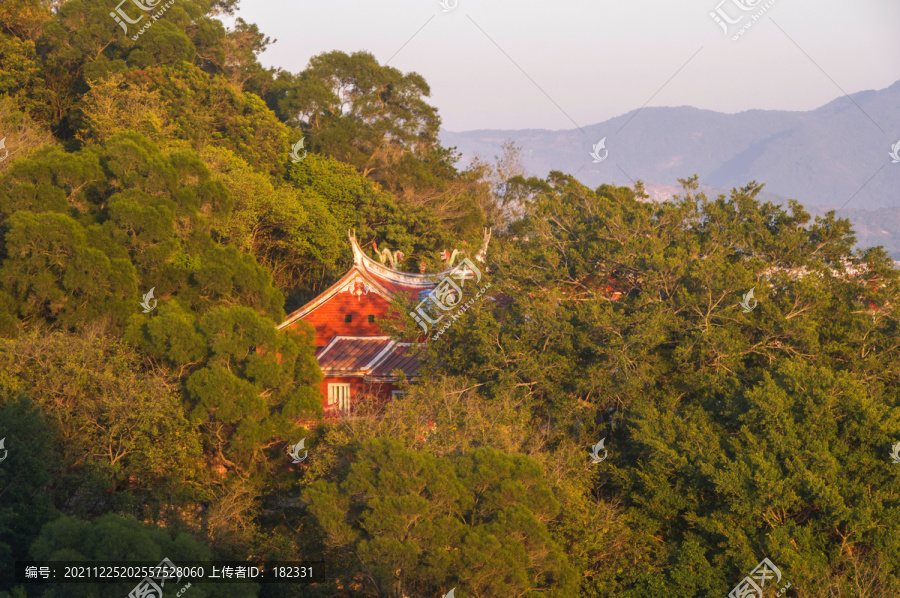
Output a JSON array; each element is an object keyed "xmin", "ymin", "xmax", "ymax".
[{"xmin": 230, "ymin": 0, "xmax": 900, "ymax": 132}]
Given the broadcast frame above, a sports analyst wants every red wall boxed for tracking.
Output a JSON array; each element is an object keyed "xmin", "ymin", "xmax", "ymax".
[
  {"xmin": 287, "ymin": 292, "xmax": 393, "ymax": 347},
  {"xmin": 285, "ymin": 290, "xmax": 402, "ymax": 418}
]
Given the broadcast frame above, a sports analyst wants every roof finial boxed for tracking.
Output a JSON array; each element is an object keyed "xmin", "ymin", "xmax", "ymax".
[{"xmin": 375, "ymin": 246, "xmax": 404, "ymax": 269}]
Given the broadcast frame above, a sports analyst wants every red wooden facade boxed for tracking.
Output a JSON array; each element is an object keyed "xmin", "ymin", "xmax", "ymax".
[{"xmin": 279, "ymin": 230, "xmax": 488, "ymax": 417}]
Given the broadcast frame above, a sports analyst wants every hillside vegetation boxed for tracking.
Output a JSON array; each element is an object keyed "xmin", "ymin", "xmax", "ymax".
[{"xmin": 0, "ymin": 1, "xmax": 899, "ymax": 597}]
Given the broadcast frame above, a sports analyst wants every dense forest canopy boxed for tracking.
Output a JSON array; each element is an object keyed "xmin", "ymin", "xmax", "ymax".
[{"xmin": 0, "ymin": 1, "xmax": 898, "ymax": 597}]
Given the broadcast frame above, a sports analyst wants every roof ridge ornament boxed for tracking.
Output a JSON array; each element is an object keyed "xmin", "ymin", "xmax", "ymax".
[
  {"xmin": 372, "ymin": 241, "xmax": 404, "ymax": 269},
  {"xmin": 441, "ymin": 249, "xmax": 461, "ymax": 268},
  {"xmin": 346, "ymin": 229, "xmax": 485, "ymax": 286}
]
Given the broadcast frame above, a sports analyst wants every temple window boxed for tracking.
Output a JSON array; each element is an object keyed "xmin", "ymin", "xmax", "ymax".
[{"xmin": 328, "ymin": 383, "xmax": 351, "ymax": 412}]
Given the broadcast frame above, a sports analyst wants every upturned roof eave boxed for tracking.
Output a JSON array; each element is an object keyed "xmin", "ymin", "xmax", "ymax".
[{"xmin": 349, "ymin": 229, "xmax": 454, "ymax": 287}]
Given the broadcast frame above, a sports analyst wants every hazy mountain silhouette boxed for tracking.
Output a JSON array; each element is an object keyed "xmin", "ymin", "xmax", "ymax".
[{"xmin": 442, "ymin": 79, "xmax": 900, "ymax": 257}]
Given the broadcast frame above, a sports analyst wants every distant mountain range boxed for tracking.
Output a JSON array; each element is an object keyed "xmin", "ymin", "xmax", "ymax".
[{"xmin": 441, "ymin": 80, "xmax": 900, "ymax": 258}]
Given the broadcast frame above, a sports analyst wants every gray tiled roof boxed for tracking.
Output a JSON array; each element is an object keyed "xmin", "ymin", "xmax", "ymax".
[{"xmin": 315, "ymin": 336, "xmax": 422, "ymax": 380}]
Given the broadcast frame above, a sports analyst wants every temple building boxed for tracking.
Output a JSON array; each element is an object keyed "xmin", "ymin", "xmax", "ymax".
[{"xmin": 278, "ymin": 230, "xmax": 490, "ymax": 417}]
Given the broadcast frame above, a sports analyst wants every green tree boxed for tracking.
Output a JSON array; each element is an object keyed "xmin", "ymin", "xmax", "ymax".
[
  {"xmin": 269, "ymin": 50, "xmax": 439, "ymax": 177},
  {"xmin": 127, "ymin": 303, "xmax": 322, "ymax": 476},
  {"xmin": 29, "ymin": 514, "xmax": 259, "ymax": 597},
  {"xmin": 7, "ymin": 0, "xmax": 270, "ymax": 138},
  {"xmin": 202, "ymin": 146, "xmax": 345, "ymax": 303},
  {"xmin": 0, "ymin": 132, "xmax": 287, "ymax": 329},
  {"xmin": 303, "ymin": 438, "xmax": 577, "ymax": 597},
  {"xmin": 0, "ymin": 210, "xmax": 136, "ymax": 328},
  {"xmin": 405, "ymin": 173, "xmax": 900, "ymax": 596},
  {"xmin": 287, "ymin": 152, "xmax": 458, "ymax": 278},
  {"xmin": 0, "ymin": 329, "xmax": 205, "ymax": 513},
  {"xmin": 128, "ymin": 63, "xmax": 290, "ymax": 175},
  {"xmin": 0, "ymin": 394, "xmax": 60, "ymax": 591},
  {"xmin": 271, "ymin": 50, "xmax": 488, "ymax": 230}
]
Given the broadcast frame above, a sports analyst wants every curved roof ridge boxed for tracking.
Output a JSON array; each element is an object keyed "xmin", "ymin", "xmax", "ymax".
[{"xmin": 348, "ymin": 230, "xmax": 462, "ymax": 287}]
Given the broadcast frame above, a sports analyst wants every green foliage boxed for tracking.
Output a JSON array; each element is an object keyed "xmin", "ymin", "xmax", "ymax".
[
  {"xmin": 29, "ymin": 514, "xmax": 259, "ymax": 597},
  {"xmin": 0, "ymin": 32, "xmax": 50, "ymax": 123},
  {"xmin": 0, "ymin": 144, "xmax": 104, "ymax": 218},
  {"xmin": 287, "ymin": 152, "xmax": 455, "ymax": 276},
  {"xmin": 11, "ymin": 0, "xmax": 251, "ymax": 134},
  {"xmin": 303, "ymin": 438, "xmax": 577, "ymax": 597},
  {"xmin": 269, "ymin": 50, "xmax": 439, "ymax": 176},
  {"xmin": 127, "ymin": 21, "xmax": 196, "ymax": 69},
  {"xmin": 204, "ymin": 144, "xmax": 459, "ymax": 306},
  {"xmin": 202, "ymin": 146, "xmax": 345, "ymax": 302},
  {"xmin": 2, "ymin": 2, "xmax": 899, "ymax": 594},
  {"xmin": 127, "ymin": 63, "xmax": 290, "ymax": 174},
  {"xmin": 272, "ymin": 50, "xmax": 487, "ymax": 232},
  {"xmin": 0, "ymin": 329, "xmax": 205, "ymax": 505},
  {"xmin": 0, "ymin": 210, "xmax": 136, "ymax": 327},
  {"xmin": 127, "ymin": 303, "xmax": 322, "ymax": 474},
  {"xmin": 0, "ymin": 394, "xmax": 60, "ymax": 590},
  {"xmin": 418, "ymin": 174, "xmax": 900, "ymax": 596},
  {"xmin": 0, "ymin": 131, "xmax": 286, "ymax": 328}
]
